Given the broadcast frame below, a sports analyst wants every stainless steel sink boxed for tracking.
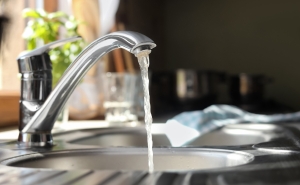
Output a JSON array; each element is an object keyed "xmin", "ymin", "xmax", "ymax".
[
  {"xmin": 3, "ymin": 148, "xmax": 254, "ymax": 172},
  {"xmin": 187, "ymin": 127, "xmax": 273, "ymax": 146},
  {"xmin": 64, "ymin": 124, "xmax": 278, "ymax": 147},
  {"xmin": 0, "ymin": 123, "xmax": 294, "ymax": 184},
  {"xmin": 69, "ymin": 131, "xmax": 171, "ymax": 147}
]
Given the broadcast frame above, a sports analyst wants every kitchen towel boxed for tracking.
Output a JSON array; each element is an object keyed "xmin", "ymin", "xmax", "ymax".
[{"xmin": 165, "ymin": 104, "xmax": 300, "ymax": 146}]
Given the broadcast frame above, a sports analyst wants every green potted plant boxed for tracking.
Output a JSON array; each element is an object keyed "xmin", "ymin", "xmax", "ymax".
[
  {"xmin": 22, "ymin": 8, "xmax": 85, "ymax": 122},
  {"xmin": 22, "ymin": 8, "xmax": 85, "ymax": 86}
]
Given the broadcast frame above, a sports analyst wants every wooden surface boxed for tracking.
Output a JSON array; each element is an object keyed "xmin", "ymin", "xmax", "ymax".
[
  {"xmin": 0, "ymin": 91, "xmax": 19, "ymax": 127},
  {"xmin": 44, "ymin": 0, "xmax": 58, "ymax": 12}
]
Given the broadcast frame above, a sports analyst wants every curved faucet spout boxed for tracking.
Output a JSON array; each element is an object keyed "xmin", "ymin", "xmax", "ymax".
[{"xmin": 19, "ymin": 31, "xmax": 156, "ymax": 145}]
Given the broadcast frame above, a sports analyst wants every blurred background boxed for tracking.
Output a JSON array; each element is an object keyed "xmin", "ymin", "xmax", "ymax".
[{"xmin": 1, "ymin": 0, "xmax": 300, "ymax": 126}]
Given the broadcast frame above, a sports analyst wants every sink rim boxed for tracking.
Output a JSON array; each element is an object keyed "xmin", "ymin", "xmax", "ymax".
[
  {"xmin": 66, "ymin": 126, "xmax": 275, "ymax": 147},
  {"xmin": 2, "ymin": 147, "xmax": 255, "ymax": 172}
]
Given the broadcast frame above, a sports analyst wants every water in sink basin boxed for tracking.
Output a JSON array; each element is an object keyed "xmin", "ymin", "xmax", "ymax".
[{"xmin": 4, "ymin": 148, "xmax": 254, "ymax": 172}]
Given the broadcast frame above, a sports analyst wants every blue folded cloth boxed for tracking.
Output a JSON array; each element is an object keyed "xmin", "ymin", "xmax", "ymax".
[{"xmin": 165, "ymin": 104, "xmax": 300, "ymax": 146}]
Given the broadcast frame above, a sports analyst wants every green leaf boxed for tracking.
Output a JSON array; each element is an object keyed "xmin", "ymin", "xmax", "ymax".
[
  {"xmin": 35, "ymin": 26, "xmax": 47, "ymax": 37},
  {"xmin": 63, "ymin": 49, "xmax": 70, "ymax": 56},
  {"xmin": 27, "ymin": 38, "xmax": 36, "ymax": 50},
  {"xmin": 48, "ymin": 11, "xmax": 68, "ymax": 19},
  {"xmin": 65, "ymin": 20, "xmax": 77, "ymax": 30},
  {"xmin": 36, "ymin": 9, "xmax": 47, "ymax": 18},
  {"xmin": 22, "ymin": 8, "xmax": 41, "ymax": 18},
  {"xmin": 49, "ymin": 22, "xmax": 61, "ymax": 33},
  {"xmin": 27, "ymin": 20, "xmax": 35, "ymax": 26},
  {"xmin": 70, "ymin": 44, "xmax": 79, "ymax": 53},
  {"xmin": 22, "ymin": 8, "xmax": 86, "ymax": 86},
  {"xmin": 22, "ymin": 26, "xmax": 34, "ymax": 39}
]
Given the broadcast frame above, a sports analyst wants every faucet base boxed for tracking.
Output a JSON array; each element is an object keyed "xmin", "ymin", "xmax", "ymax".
[{"xmin": 18, "ymin": 132, "xmax": 53, "ymax": 147}]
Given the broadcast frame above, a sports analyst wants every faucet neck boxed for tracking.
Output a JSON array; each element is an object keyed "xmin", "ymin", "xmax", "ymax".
[{"xmin": 18, "ymin": 31, "xmax": 155, "ymax": 146}]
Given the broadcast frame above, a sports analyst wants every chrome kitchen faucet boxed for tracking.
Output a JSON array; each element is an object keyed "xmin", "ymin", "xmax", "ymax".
[{"xmin": 17, "ymin": 31, "xmax": 156, "ymax": 147}]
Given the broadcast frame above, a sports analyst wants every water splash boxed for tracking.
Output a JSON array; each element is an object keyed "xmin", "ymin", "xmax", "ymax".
[{"xmin": 136, "ymin": 50, "xmax": 154, "ymax": 173}]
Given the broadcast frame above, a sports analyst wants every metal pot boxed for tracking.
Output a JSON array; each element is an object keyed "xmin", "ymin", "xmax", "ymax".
[
  {"xmin": 175, "ymin": 69, "xmax": 225, "ymax": 101},
  {"xmin": 229, "ymin": 73, "xmax": 272, "ymax": 105},
  {"xmin": 150, "ymin": 70, "xmax": 226, "ymax": 113}
]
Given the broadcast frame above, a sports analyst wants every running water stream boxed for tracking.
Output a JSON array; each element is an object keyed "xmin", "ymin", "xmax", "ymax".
[{"xmin": 136, "ymin": 50, "xmax": 154, "ymax": 173}]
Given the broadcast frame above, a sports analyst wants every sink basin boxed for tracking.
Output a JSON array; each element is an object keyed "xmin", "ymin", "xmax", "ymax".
[
  {"xmin": 3, "ymin": 148, "xmax": 253, "ymax": 172},
  {"xmin": 187, "ymin": 128, "xmax": 272, "ymax": 146},
  {"xmin": 65, "ymin": 124, "xmax": 275, "ymax": 147},
  {"xmin": 69, "ymin": 131, "xmax": 171, "ymax": 146}
]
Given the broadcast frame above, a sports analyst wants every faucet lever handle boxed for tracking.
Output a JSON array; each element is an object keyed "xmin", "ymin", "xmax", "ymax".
[
  {"xmin": 18, "ymin": 36, "xmax": 82, "ymax": 59},
  {"xmin": 17, "ymin": 36, "xmax": 82, "ymax": 134}
]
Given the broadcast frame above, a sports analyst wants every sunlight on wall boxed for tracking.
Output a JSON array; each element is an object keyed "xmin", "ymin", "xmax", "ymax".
[{"xmin": 0, "ymin": 0, "xmax": 24, "ymax": 91}]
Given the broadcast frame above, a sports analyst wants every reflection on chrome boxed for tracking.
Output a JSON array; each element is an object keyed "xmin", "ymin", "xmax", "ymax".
[{"xmin": 256, "ymin": 148, "xmax": 294, "ymax": 154}]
